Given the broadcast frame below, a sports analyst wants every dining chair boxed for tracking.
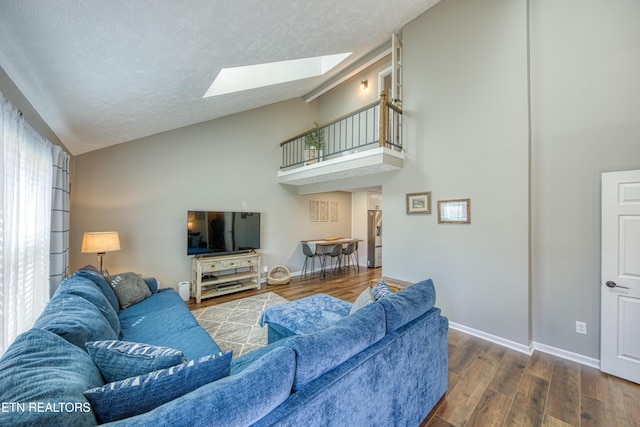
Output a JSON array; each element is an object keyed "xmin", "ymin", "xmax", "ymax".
[
  {"xmin": 341, "ymin": 242, "xmax": 358, "ymax": 275},
  {"xmin": 327, "ymin": 244, "xmax": 343, "ymax": 278},
  {"xmin": 301, "ymin": 242, "xmax": 321, "ymax": 278}
]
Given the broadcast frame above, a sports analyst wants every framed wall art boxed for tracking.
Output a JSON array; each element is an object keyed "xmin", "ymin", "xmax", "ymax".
[
  {"xmin": 438, "ymin": 199, "xmax": 471, "ymax": 224},
  {"xmin": 406, "ymin": 192, "xmax": 432, "ymax": 215}
]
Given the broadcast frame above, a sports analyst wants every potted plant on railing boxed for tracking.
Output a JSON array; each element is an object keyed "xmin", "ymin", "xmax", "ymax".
[{"xmin": 304, "ymin": 122, "xmax": 325, "ymax": 165}]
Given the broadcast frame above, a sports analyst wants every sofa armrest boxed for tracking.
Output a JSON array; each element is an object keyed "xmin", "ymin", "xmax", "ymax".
[{"xmin": 142, "ymin": 277, "xmax": 158, "ymax": 294}]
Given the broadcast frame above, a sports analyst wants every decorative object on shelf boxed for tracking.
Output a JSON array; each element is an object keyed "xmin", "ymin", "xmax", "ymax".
[
  {"xmin": 267, "ymin": 265, "xmax": 291, "ymax": 285},
  {"xmin": 438, "ymin": 199, "xmax": 471, "ymax": 224},
  {"xmin": 304, "ymin": 122, "xmax": 325, "ymax": 165},
  {"xmin": 81, "ymin": 231, "xmax": 121, "ymax": 275},
  {"xmin": 406, "ymin": 192, "xmax": 432, "ymax": 215}
]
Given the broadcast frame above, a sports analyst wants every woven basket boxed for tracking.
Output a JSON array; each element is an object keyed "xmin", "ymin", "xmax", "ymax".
[{"xmin": 267, "ymin": 265, "xmax": 291, "ymax": 285}]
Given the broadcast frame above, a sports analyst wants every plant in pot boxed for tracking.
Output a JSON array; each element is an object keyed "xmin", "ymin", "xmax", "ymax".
[{"xmin": 304, "ymin": 122, "xmax": 325, "ymax": 165}]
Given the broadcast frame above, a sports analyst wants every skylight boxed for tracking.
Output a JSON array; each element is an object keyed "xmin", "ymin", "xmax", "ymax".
[{"xmin": 203, "ymin": 52, "xmax": 352, "ymax": 97}]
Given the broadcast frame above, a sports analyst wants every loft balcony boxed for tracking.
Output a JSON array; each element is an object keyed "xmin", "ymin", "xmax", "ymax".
[{"xmin": 278, "ymin": 94, "xmax": 403, "ymax": 187}]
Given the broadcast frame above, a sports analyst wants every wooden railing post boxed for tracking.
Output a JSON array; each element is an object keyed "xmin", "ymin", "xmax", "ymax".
[{"xmin": 379, "ymin": 92, "xmax": 387, "ymax": 148}]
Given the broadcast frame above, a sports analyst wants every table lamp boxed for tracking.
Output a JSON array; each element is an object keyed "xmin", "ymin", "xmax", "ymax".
[{"xmin": 81, "ymin": 231, "xmax": 121, "ymax": 275}]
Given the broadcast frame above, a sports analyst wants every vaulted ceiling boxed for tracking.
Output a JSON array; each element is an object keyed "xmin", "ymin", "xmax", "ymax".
[{"xmin": 0, "ymin": 0, "xmax": 439, "ymax": 155}]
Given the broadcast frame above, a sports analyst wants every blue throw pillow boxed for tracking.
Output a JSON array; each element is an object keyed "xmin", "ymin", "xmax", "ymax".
[
  {"xmin": 372, "ymin": 279, "xmax": 392, "ymax": 300},
  {"xmin": 33, "ymin": 293, "xmax": 118, "ymax": 349},
  {"xmin": 379, "ymin": 279, "xmax": 437, "ymax": 332},
  {"xmin": 86, "ymin": 340, "xmax": 187, "ymax": 383},
  {"xmin": 76, "ymin": 266, "xmax": 121, "ymax": 313},
  {"xmin": 57, "ymin": 274, "xmax": 121, "ymax": 337},
  {"xmin": 143, "ymin": 277, "xmax": 159, "ymax": 294},
  {"xmin": 84, "ymin": 350, "xmax": 232, "ymax": 423}
]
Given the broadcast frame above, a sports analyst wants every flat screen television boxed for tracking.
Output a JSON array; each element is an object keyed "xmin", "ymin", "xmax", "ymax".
[{"xmin": 187, "ymin": 211, "xmax": 260, "ymax": 256}]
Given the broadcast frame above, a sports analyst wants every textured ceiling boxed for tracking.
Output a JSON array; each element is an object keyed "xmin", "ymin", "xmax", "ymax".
[{"xmin": 0, "ymin": 0, "xmax": 439, "ymax": 155}]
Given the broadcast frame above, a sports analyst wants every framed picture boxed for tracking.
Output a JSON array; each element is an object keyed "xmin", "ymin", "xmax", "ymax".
[
  {"xmin": 438, "ymin": 199, "xmax": 471, "ymax": 224},
  {"xmin": 406, "ymin": 192, "xmax": 432, "ymax": 215},
  {"xmin": 320, "ymin": 201, "xmax": 329, "ymax": 222},
  {"xmin": 309, "ymin": 201, "xmax": 319, "ymax": 222}
]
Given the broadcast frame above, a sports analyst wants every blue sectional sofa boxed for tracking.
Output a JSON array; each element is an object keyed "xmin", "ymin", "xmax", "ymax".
[{"xmin": 0, "ymin": 266, "xmax": 448, "ymax": 426}]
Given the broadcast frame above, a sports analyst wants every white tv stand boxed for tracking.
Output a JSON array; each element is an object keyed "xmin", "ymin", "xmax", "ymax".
[{"xmin": 191, "ymin": 252, "xmax": 261, "ymax": 303}]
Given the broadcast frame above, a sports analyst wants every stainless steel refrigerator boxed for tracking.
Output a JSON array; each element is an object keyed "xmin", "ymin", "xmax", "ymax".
[{"xmin": 367, "ymin": 210, "xmax": 382, "ymax": 268}]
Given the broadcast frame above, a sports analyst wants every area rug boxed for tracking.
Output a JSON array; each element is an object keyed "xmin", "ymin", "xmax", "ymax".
[{"xmin": 190, "ymin": 292, "xmax": 289, "ymax": 358}]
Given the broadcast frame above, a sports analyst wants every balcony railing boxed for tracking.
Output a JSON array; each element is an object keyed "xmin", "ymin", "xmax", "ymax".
[{"xmin": 280, "ymin": 93, "xmax": 402, "ymax": 170}]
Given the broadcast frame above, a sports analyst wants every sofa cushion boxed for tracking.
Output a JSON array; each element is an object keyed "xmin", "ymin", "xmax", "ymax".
[
  {"xmin": 56, "ymin": 273, "xmax": 121, "ymax": 337},
  {"xmin": 349, "ymin": 287, "xmax": 375, "ymax": 314},
  {"xmin": 152, "ymin": 326, "xmax": 222, "ymax": 361},
  {"xmin": 260, "ymin": 293, "xmax": 352, "ymax": 335},
  {"xmin": 76, "ymin": 266, "xmax": 120, "ymax": 313},
  {"xmin": 118, "ymin": 289, "xmax": 220, "ymax": 359},
  {"xmin": 0, "ymin": 328, "xmax": 104, "ymax": 426},
  {"xmin": 34, "ymin": 293, "xmax": 118, "ymax": 349},
  {"xmin": 86, "ymin": 340, "xmax": 187, "ymax": 383},
  {"xmin": 287, "ymin": 301, "xmax": 386, "ymax": 391},
  {"xmin": 118, "ymin": 289, "xmax": 198, "ymax": 341},
  {"xmin": 106, "ymin": 272, "xmax": 152, "ymax": 309},
  {"xmin": 379, "ymin": 279, "xmax": 436, "ymax": 332},
  {"xmin": 84, "ymin": 350, "xmax": 232, "ymax": 424}
]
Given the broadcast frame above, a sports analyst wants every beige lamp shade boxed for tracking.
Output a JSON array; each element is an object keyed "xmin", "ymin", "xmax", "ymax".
[{"xmin": 81, "ymin": 231, "xmax": 121, "ymax": 254}]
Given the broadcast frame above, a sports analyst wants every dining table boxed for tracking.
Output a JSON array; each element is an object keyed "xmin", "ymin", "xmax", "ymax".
[{"xmin": 301, "ymin": 238, "xmax": 362, "ymax": 279}]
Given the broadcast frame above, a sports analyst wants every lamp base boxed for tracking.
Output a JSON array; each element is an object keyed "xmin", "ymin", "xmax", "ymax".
[{"xmin": 97, "ymin": 253, "xmax": 109, "ymax": 276}]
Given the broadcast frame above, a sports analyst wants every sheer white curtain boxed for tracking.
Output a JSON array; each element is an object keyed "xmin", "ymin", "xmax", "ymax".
[{"xmin": 1, "ymin": 92, "xmax": 53, "ymax": 354}]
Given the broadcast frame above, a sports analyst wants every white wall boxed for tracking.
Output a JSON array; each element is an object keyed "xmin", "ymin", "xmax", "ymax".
[
  {"xmin": 0, "ymin": 66, "xmax": 66, "ymax": 152},
  {"xmin": 70, "ymin": 98, "xmax": 352, "ymax": 289},
  {"xmin": 385, "ymin": 0, "xmax": 640, "ymax": 359},
  {"xmin": 385, "ymin": 0, "xmax": 531, "ymax": 346},
  {"xmin": 351, "ymin": 191, "xmax": 369, "ymax": 267},
  {"xmin": 317, "ymin": 57, "xmax": 390, "ymax": 123},
  {"xmin": 530, "ymin": 0, "xmax": 640, "ymax": 357}
]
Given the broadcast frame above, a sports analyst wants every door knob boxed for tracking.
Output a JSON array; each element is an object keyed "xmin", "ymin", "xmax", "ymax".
[{"xmin": 606, "ymin": 281, "xmax": 629, "ymax": 289}]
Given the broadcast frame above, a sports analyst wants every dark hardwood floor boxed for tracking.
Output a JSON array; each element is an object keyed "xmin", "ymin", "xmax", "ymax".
[{"xmin": 187, "ymin": 268, "xmax": 640, "ymax": 427}]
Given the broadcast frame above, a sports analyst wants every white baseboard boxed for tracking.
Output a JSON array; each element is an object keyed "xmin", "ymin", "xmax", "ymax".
[
  {"xmin": 532, "ymin": 342, "xmax": 600, "ymax": 369},
  {"xmin": 449, "ymin": 322, "xmax": 600, "ymax": 369},
  {"xmin": 449, "ymin": 322, "xmax": 532, "ymax": 355}
]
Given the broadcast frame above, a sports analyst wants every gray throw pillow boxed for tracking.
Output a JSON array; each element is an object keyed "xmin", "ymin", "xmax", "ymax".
[
  {"xmin": 106, "ymin": 272, "xmax": 152, "ymax": 309},
  {"xmin": 349, "ymin": 287, "xmax": 375, "ymax": 314}
]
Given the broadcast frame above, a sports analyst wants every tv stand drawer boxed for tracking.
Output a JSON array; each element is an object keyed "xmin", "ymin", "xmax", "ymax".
[{"xmin": 200, "ymin": 260, "xmax": 222, "ymax": 272}]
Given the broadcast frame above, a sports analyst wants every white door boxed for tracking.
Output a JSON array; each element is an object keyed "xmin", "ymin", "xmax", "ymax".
[{"xmin": 601, "ymin": 170, "xmax": 640, "ymax": 384}]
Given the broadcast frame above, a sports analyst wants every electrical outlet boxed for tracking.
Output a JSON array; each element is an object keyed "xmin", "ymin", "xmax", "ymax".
[{"xmin": 576, "ymin": 321, "xmax": 587, "ymax": 335}]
